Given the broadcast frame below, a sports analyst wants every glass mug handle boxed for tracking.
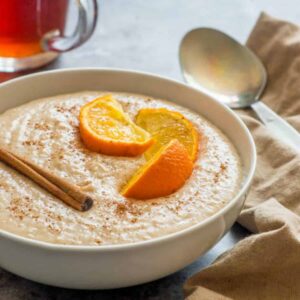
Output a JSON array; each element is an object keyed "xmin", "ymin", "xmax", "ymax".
[{"xmin": 42, "ymin": 0, "xmax": 98, "ymax": 52}]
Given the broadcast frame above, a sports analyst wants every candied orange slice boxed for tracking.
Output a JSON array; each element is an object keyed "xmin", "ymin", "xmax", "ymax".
[
  {"xmin": 79, "ymin": 95, "xmax": 153, "ymax": 156},
  {"xmin": 135, "ymin": 108, "xmax": 199, "ymax": 161},
  {"xmin": 122, "ymin": 139, "xmax": 193, "ymax": 199}
]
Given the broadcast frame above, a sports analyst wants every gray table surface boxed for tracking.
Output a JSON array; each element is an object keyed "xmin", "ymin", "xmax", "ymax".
[{"xmin": 0, "ymin": 1, "xmax": 299, "ymax": 299}]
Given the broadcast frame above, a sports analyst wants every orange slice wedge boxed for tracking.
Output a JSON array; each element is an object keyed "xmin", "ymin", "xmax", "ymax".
[
  {"xmin": 121, "ymin": 139, "xmax": 193, "ymax": 199},
  {"xmin": 79, "ymin": 95, "xmax": 153, "ymax": 156},
  {"xmin": 135, "ymin": 108, "xmax": 199, "ymax": 161}
]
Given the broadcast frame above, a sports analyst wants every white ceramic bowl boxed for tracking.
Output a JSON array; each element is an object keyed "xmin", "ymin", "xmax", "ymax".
[{"xmin": 0, "ymin": 69, "xmax": 256, "ymax": 289}]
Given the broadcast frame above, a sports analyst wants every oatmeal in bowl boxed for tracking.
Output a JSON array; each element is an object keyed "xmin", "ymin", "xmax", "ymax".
[
  {"xmin": 0, "ymin": 91, "xmax": 242, "ymax": 246},
  {"xmin": 0, "ymin": 69, "xmax": 255, "ymax": 289}
]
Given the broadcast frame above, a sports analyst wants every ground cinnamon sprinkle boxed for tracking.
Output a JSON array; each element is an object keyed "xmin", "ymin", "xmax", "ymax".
[
  {"xmin": 167, "ymin": 202, "xmax": 183, "ymax": 214},
  {"xmin": 47, "ymin": 223, "xmax": 61, "ymax": 234},
  {"xmin": 69, "ymin": 105, "xmax": 79, "ymax": 114},
  {"xmin": 55, "ymin": 105, "xmax": 78, "ymax": 115},
  {"xmin": 115, "ymin": 203, "xmax": 127, "ymax": 215},
  {"xmin": 130, "ymin": 217, "xmax": 138, "ymax": 223},
  {"xmin": 127, "ymin": 204, "xmax": 142, "ymax": 217},
  {"xmin": 34, "ymin": 123, "xmax": 50, "ymax": 131},
  {"xmin": 9, "ymin": 196, "xmax": 30, "ymax": 221},
  {"xmin": 220, "ymin": 163, "xmax": 227, "ymax": 171},
  {"xmin": 22, "ymin": 140, "xmax": 44, "ymax": 147},
  {"xmin": 115, "ymin": 202, "xmax": 142, "ymax": 217},
  {"xmin": 55, "ymin": 106, "xmax": 67, "ymax": 113},
  {"xmin": 214, "ymin": 162, "xmax": 228, "ymax": 183}
]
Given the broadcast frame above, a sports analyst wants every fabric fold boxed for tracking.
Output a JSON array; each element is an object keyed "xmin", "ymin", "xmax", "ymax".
[{"xmin": 186, "ymin": 199, "xmax": 300, "ymax": 300}]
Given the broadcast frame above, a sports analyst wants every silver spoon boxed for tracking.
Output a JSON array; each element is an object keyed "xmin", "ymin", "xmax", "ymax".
[{"xmin": 179, "ymin": 28, "xmax": 300, "ymax": 151}]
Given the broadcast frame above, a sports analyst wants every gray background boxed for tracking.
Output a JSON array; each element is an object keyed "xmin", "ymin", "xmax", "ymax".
[{"xmin": 0, "ymin": 0, "xmax": 299, "ymax": 299}]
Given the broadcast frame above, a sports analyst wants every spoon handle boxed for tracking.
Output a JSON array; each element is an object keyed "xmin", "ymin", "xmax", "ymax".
[{"xmin": 251, "ymin": 101, "xmax": 300, "ymax": 152}]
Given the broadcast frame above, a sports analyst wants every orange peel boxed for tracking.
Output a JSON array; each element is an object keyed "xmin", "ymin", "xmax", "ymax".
[{"xmin": 122, "ymin": 139, "xmax": 193, "ymax": 200}]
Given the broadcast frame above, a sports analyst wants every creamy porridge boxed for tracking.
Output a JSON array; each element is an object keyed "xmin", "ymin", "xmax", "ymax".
[{"xmin": 0, "ymin": 92, "xmax": 242, "ymax": 245}]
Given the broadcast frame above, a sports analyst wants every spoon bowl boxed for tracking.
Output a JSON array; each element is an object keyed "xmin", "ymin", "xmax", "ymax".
[
  {"xmin": 179, "ymin": 28, "xmax": 267, "ymax": 108},
  {"xmin": 180, "ymin": 28, "xmax": 300, "ymax": 151}
]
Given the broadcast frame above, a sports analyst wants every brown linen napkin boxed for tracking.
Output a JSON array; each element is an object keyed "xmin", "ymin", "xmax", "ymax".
[{"xmin": 184, "ymin": 13, "xmax": 300, "ymax": 300}]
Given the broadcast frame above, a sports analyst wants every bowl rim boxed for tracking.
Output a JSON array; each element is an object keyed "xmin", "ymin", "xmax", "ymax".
[{"xmin": 0, "ymin": 67, "xmax": 256, "ymax": 252}]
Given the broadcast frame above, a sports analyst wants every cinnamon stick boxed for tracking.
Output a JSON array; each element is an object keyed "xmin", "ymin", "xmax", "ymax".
[{"xmin": 0, "ymin": 148, "xmax": 93, "ymax": 211}]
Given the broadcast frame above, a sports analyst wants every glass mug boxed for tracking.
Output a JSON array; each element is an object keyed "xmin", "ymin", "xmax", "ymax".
[{"xmin": 0, "ymin": 0, "xmax": 98, "ymax": 72}]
